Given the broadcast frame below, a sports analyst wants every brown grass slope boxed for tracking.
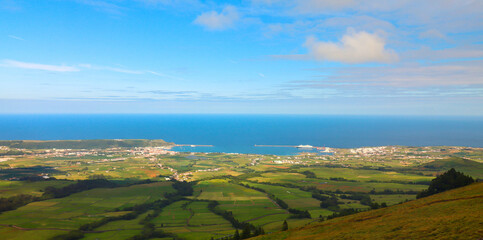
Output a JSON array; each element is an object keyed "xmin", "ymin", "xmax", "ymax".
[{"xmin": 252, "ymin": 182, "xmax": 483, "ymax": 240}]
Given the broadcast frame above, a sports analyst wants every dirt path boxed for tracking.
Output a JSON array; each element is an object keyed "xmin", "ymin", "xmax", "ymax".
[{"xmin": 186, "ymin": 207, "xmax": 194, "ymax": 225}]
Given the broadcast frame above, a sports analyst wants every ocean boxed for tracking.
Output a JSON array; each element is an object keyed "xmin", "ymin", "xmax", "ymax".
[{"xmin": 0, "ymin": 114, "xmax": 482, "ymax": 155}]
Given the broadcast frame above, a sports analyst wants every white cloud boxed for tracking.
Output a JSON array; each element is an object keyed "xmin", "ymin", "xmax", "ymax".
[
  {"xmin": 193, "ymin": 6, "xmax": 239, "ymax": 30},
  {"xmin": 8, "ymin": 35, "xmax": 24, "ymax": 41},
  {"xmin": 303, "ymin": 30, "xmax": 398, "ymax": 64},
  {"xmin": 1, "ymin": 59, "xmax": 79, "ymax": 72}
]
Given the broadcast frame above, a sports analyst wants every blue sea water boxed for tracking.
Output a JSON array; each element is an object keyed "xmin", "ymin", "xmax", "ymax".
[{"xmin": 0, "ymin": 114, "xmax": 482, "ymax": 155}]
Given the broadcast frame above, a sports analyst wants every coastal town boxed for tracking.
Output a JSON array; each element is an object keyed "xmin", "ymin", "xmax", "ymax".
[{"xmin": 1, "ymin": 141, "xmax": 481, "ymax": 182}]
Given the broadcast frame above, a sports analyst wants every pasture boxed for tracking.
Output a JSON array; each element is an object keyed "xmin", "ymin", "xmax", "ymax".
[
  {"xmin": 249, "ymin": 172, "xmax": 428, "ymax": 193},
  {"xmin": 300, "ymin": 167, "xmax": 433, "ymax": 183},
  {"xmin": 152, "ymin": 200, "xmax": 235, "ymax": 240},
  {"xmin": 194, "ymin": 179, "xmax": 290, "ymax": 226},
  {"xmin": 242, "ymin": 182, "xmax": 321, "ymax": 211},
  {"xmin": 0, "ymin": 180, "xmax": 71, "ymax": 198},
  {"xmin": 0, "ymin": 182, "xmax": 174, "ymax": 239},
  {"xmin": 82, "ymin": 211, "xmax": 153, "ymax": 240}
]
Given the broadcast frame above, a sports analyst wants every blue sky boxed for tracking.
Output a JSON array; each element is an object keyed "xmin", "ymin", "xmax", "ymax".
[{"xmin": 0, "ymin": 0, "xmax": 482, "ymax": 115}]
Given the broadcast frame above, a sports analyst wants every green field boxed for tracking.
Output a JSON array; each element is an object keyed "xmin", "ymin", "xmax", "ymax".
[
  {"xmin": 0, "ymin": 182, "xmax": 174, "ymax": 240},
  {"xmin": 194, "ymin": 179, "xmax": 291, "ymax": 227},
  {"xmin": 249, "ymin": 172, "xmax": 428, "ymax": 193},
  {"xmin": 242, "ymin": 182, "xmax": 321, "ymax": 211},
  {"xmin": 0, "ymin": 142, "xmax": 481, "ymax": 239},
  {"xmin": 302, "ymin": 167, "xmax": 433, "ymax": 183},
  {"xmin": 152, "ymin": 200, "xmax": 235, "ymax": 240},
  {"xmin": 0, "ymin": 180, "xmax": 71, "ymax": 198},
  {"xmin": 82, "ymin": 211, "xmax": 153, "ymax": 240}
]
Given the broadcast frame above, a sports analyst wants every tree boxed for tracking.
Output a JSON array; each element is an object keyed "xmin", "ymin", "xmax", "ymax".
[
  {"xmin": 282, "ymin": 220, "xmax": 288, "ymax": 231},
  {"xmin": 241, "ymin": 224, "xmax": 251, "ymax": 239},
  {"xmin": 417, "ymin": 168, "xmax": 474, "ymax": 198},
  {"xmin": 233, "ymin": 229, "xmax": 240, "ymax": 240},
  {"xmin": 320, "ymin": 196, "xmax": 339, "ymax": 209},
  {"xmin": 253, "ymin": 226, "xmax": 264, "ymax": 236},
  {"xmin": 301, "ymin": 170, "xmax": 316, "ymax": 178}
]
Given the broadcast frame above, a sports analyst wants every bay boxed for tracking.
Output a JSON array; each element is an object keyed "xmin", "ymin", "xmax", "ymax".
[{"xmin": 0, "ymin": 114, "xmax": 482, "ymax": 155}]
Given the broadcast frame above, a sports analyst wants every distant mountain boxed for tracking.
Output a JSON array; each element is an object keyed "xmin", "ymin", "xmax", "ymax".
[
  {"xmin": 251, "ymin": 182, "xmax": 483, "ymax": 240},
  {"xmin": 0, "ymin": 139, "xmax": 173, "ymax": 149}
]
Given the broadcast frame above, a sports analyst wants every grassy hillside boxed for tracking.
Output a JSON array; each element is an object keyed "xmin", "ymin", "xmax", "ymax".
[
  {"xmin": 0, "ymin": 139, "xmax": 173, "ymax": 149},
  {"xmin": 251, "ymin": 182, "xmax": 483, "ymax": 240},
  {"xmin": 421, "ymin": 157, "xmax": 483, "ymax": 178},
  {"xmin": 0, "ymin": 182, "xmax": 174, "ymax": 240}
]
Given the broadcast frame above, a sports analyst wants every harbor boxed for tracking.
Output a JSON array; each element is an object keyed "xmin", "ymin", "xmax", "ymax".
[{"xmin": 255, "ymin": 144, "xmax": 333, "ymax": 152}]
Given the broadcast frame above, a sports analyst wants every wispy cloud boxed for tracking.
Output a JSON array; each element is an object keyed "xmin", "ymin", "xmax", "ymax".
[
  {"xmin": 137, "ymin": 0, "xmax": 205, "ymax": 10},
  {"xmin": 8, "ymin": 35, "xmax": 24, "ymax": 41},
  {"xmin": 292, "ymin": 60, "xmax": 483, "ymax": 88},
  {"xmin": 194, "ymin": 5, "xmax": 239, "ymax": 30},
  {"xmin": 146, "ymin": 71, "xmax": 184, "ymax": 81},
  {"xmin": 419, "ymin": 29, "xmax": 446, "ymax": 40},
  {"xmin": 405, "ymin": 46, "xmax": 483, "ymax": 61},
  {"xmin": 78, "ymin": 64, "xmax": 144, "ymax": 74},
  {"xmin": 75, "ymin": 0, "xmax": 125, "ymax": 15},
  {"xmin": 253, "ymin": 0, "xmax": 482, "ymax": 36},
  {"xmin": 0, "ymin": 0, "xmax": 22, "ymax": 11},
  {"xmin": 78, "ymin": 64, "xmax": 184, "ymax": 80},
  {"xmin": 1, "ymin": 60, "xmax": 183, "ymax": 80},
  {"xmin": 251, "ymin": 0, "xmax": 355, "ymax": 14},
  {"xmin": 1, "ymin": 59, "xmax": 80, "ymax": 72}
]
